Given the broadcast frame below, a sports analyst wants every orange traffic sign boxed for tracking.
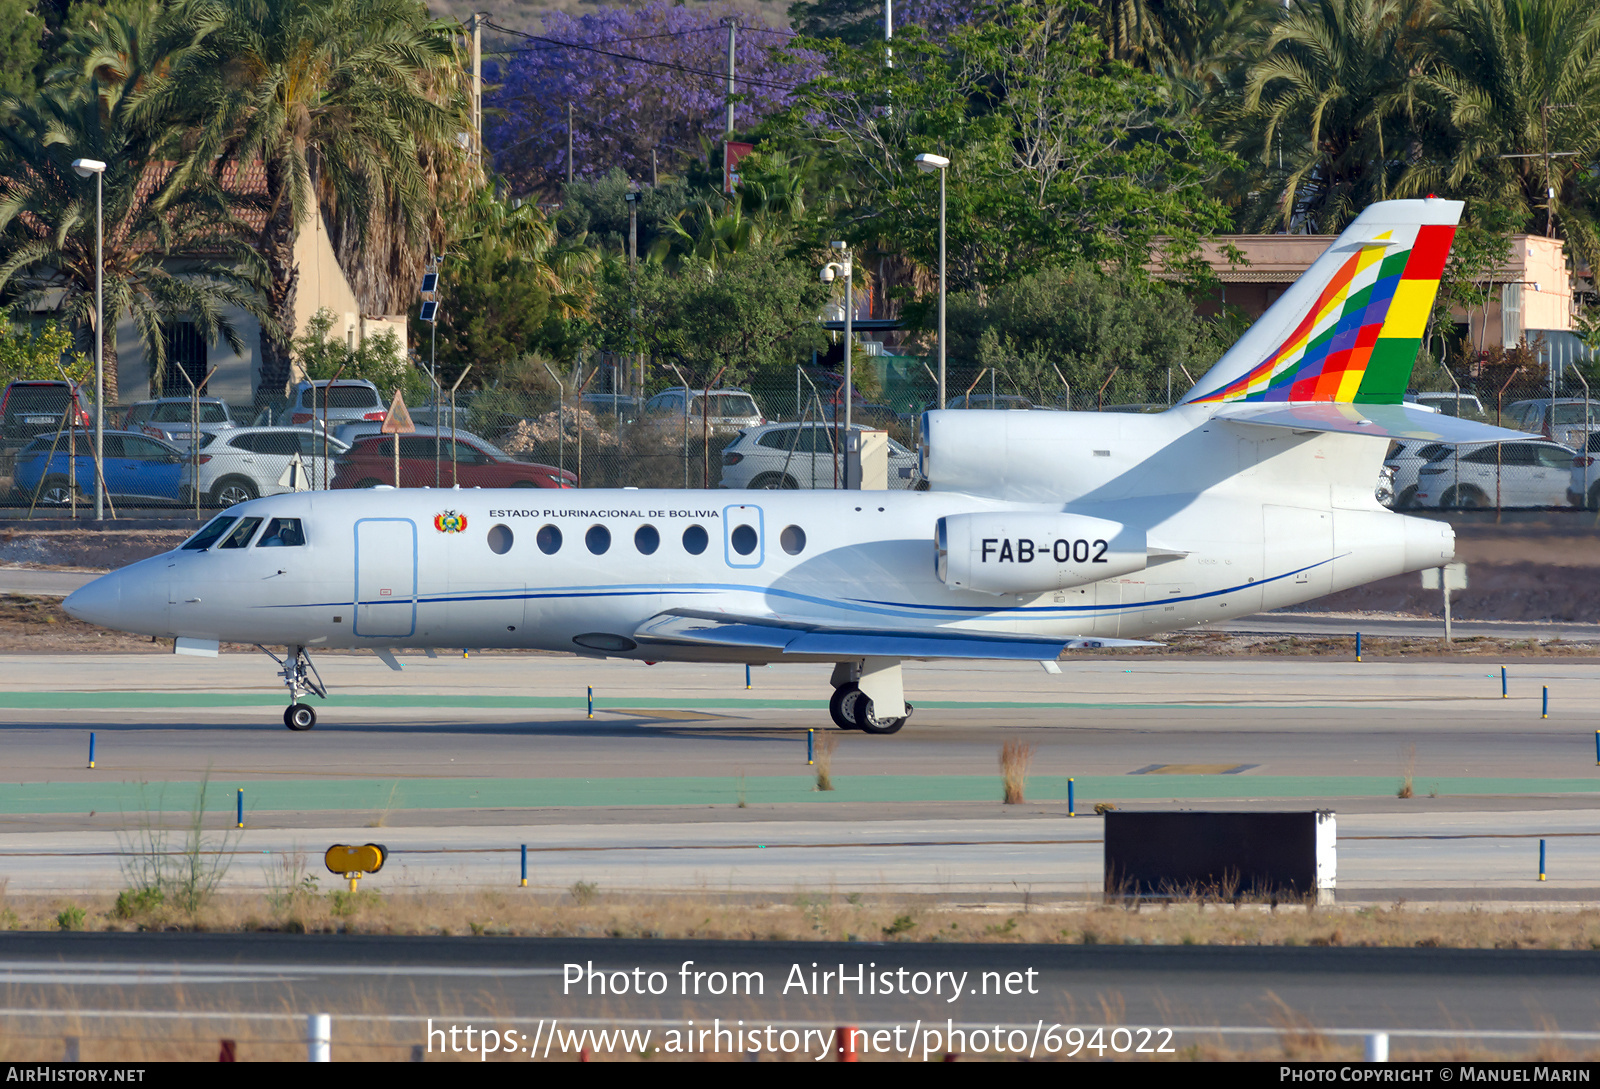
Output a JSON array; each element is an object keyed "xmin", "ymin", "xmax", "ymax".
[{"xmin": 381, "ymin": 391, "xmax": 415, "ymax": 435}]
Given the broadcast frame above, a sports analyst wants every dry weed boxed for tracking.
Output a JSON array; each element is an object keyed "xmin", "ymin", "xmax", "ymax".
[
  {"xmin": 814, "ymin": 731, "xmax": 839, "ymax": 792},
  {"xmin": 1398, "ymin": 743, "xmax": 1416, "ymax": 799},
  {"xmin": 1000, "ymin": 739, "xmax": 1035, "ymax": 804}
]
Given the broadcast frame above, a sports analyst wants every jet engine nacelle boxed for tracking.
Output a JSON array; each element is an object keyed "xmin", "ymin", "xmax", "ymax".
[{"xmin": 936, "ymin": 512, "xmax": 1148, "ymax": 594}]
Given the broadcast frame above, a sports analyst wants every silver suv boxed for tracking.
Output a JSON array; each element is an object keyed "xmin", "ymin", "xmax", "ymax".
[
  {"xmin": 284, "ymin": 379, "xmax": 387, "ymax": 427},
  {"xmin": 121, "ymin": 397, "xmax": 239, "ymax": 444},
  {"xmin": 641, "ymin": 388, "xmax": 764, "ymax": 433}
]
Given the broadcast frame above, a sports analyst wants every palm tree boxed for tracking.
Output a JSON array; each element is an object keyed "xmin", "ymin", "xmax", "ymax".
[
  {"xmin": 1408, "ymin": 0, "xmax": 1600, "ymax": 266},
  {"xmin": 154, "ymin": 0, "xmax": 470, "ymax": 393},
  {"xmin": 0, "ymin": 23, "xmax": 270, "ymax": 399},
  {"xmin": 1223, "ymin": 0, "xmax": 1440, "ymax": 232}
]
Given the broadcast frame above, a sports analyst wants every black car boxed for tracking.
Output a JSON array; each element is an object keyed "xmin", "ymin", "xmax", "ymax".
[{"xmin": 1, "ymin": 380, "xmax": 94, "ymax": 450}]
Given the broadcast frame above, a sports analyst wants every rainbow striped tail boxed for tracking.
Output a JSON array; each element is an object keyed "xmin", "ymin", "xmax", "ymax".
[{"xmin": 1182, "ymin": 199, "xmax": 1461, "ymax": 407}]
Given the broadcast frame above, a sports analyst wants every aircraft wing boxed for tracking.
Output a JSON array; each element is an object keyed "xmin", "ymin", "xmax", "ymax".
[
  {"xmin": 633, "ymin": 609, "xmax": 1156, "ymax": 660},
  {"xmin": 1213, "ymin": 402, "xmax": 1531, "ymax": 443}
]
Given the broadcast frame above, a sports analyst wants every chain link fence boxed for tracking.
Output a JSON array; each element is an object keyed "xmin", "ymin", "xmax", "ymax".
[{"xmin": 1, "ymin": 364, "xmax": 1595, "ymax": 518}]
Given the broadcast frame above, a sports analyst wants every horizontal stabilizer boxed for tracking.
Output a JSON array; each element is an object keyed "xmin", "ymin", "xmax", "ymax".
[
  {"xmin": 1214, "ymin": 402, "xmax": 1531, "ymax": 443},
  {"xmin": 635, "ymin": 610, "xmax": 1158, "ymax": 661}
]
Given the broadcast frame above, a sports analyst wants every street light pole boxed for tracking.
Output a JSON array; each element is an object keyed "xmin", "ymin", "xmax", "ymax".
[
  {"xmin": 73, "ymin": 158, "xmax": 106, "ymax": 520},
  {"xmin": 915, "ymin": 153, "xmax": 950, "ymax": 408}
]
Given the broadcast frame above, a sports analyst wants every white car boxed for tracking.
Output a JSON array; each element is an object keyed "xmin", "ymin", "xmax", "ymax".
[
  {"xmin": 1567, "ymin": 433, "xmax": 1600, "ymax": 508},
  {"xmin": 1381, "ymin": 439, "xmax": 1454, "ymax": 510},
  {"xmin": 181, "ymin": 427, "xmax": 349, "ymax": 507},
  {"xmin": 1412, "ymin": 439, "xmax": 1575, "ymax": 510},
  {"xmin": 1412, "ymin": 391, "xmax": 1486, "ymax": 419},
  {"xmin": 718, "ymin": 422, "xmax": 921, "ymax": 490},
  {"xmin": 1503, "ymin": 399, "xmax": 1600, "ymax": 447},
  {"xmin": 121, "ymin": 398, "xmax": 240, "ymax": 444}
]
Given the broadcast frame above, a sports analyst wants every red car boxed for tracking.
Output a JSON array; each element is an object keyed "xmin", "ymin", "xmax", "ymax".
[{"xmin": 331, "ymin": 431, "xmax": 576, "ymax": 490}]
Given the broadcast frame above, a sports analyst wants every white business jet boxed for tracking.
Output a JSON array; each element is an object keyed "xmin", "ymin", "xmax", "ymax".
[{"xmin": 65, "ymin": 198, "xmax": 1524, "ymax": 733}]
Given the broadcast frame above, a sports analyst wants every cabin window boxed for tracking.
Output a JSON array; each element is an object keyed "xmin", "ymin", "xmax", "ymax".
[
  {"xmin": 586, "ymin": 525, "xmax": 611, "ymax": 555},
  {"xmin": 182, "ymin": 516, "xmax": 236, "ymax": 550},
  {"xmin": 730, "ymin": 524, "xmax": 758, "ymax": 556},
  {"xmin": 218, "ymin": 517, "xmax": 263, "ymax": 549},
  {"xmin": 682, "ymin": 524, "xmax": 708, "ymax": 555},
  {"xmin": 487, "ymin": 524, "xmax": 513, "ymax": 555},
  {"xmin": 258, "ymin": 518, "xmax": 306, "ymax": 547},
  {"xmin": 634, "ymin": 525, "xmax": 660, "ymax": 554},
  {"xmin": 537, "ymin": 524, "xmax": 562, "ymax": 554},
  {"xmin": 780, "ymin": 525, "xmax": 806, "ymax": 555}
]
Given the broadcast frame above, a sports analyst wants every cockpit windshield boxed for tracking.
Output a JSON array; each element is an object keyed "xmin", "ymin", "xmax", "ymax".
[
  {"xmin": 218, "ymin": 517, "xmax": 263, "ymax": 549},
  {"xmin": 181, "ymin": 516, "xmax": 236, "ymax": 550}
]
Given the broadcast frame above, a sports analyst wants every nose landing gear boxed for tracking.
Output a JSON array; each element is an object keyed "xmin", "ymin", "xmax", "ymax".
[{"xmin": 259, "ymin": 644, "xmax": 327, "ymax": 731}]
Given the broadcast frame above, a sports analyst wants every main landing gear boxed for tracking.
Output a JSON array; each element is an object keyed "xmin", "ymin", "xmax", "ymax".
[
  {"xmin": 827, "ymin": 659, "xmax": 912, "ymax": 735},
  {"xmin": 258, "ymin": 644, "xmax": 327, "ymax": 731}
]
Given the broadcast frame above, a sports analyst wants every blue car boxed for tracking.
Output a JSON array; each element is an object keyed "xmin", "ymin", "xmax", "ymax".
[{"xmin": 13, "ymin": 430, "xmax": 185, "ymax": 506}]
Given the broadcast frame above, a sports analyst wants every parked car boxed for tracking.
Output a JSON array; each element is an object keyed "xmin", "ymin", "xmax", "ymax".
[
  {"xmin": 283, "ymin": 379, "xmax": 388, "ymax": 427},
  {"xmin": 1412, "ymin": 439, "xmax": 1576, "ymax": 509},
  {"xmin": 718, "ymin": 422, "xmax": 921, "ymax": 490},
  {"xmin": 1381, "ymin": 439, "xmax": 1454, "ymax": 510},
  {"xmin": 640, "ymin": 388, "xmax": 765, "ymax": 433},
  {"xmin": 578, "ymin": 393, "xmax": 642, "ymax": 423},
  {"xmin": 1413, "ymin": 391, "xmax": 1487, "ymax": 419},
  {"xmin": 331, "ymin": 429, "xmax": 575, "ymax": 490},
  {"xmin": 1, "ymin": 380, "xmax": 93, "ymax": 450},
  {"xmin": 13, "ymin": 430, "xmax": 183, "ymax": 506},
  {"xmin": 181, "ymin": 427, "xmax": 350, "ymax": 507},
  {"xmin": 121, "ymin": 397, "xmax": 240, "ymax": 444},
  {"xmin": 933, "ymin": 394, "xmax": 1040, "ymax": 412},
  {"xmin": 1567, "ymin": 433, "xmax": 1600, "ymax": 508},
  {"xmin": 1503, "ymin": 398, "xmax": 1600, "ymax": 446}
]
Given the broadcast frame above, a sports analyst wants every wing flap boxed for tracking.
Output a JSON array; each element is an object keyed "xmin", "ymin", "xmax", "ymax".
[{"xmin": 634, "ymin": 609, "xmax": 1156, "ymax": 660}]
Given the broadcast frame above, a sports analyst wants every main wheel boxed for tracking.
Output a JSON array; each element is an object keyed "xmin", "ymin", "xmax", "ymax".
[
  {"xmin": 284, "ymin": 703, "xmax": 317, "ymax": 731},
  {"xmin": 210, "ymin": 477, "xmax": 258, "ymax": 506},
  {"xmin": 828, "ymin": 683, "xmax": 861, "ymax": 729},
  {"xmin": 845, "ymin": 690, "xmax": 911, "ymax": 736}
]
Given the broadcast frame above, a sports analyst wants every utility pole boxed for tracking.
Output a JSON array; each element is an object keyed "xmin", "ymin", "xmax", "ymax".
[
  {"xmin": 651, "ymin": 148, "xmax": 658, "ymax": 187},
  {"xmin": 469, "ymin": 13, "xmax": 482, "ymax": 166},
  {"xmin": 722, "ymin": 17, "xmax": 738, "ymax": 136},
  {"xmin": 567, "ymin": 102, "xmax": 574, "ymax": 184}
]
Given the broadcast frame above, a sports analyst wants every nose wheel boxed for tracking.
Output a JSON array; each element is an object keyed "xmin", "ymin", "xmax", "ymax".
[{"xmin": 259, "ymin": 644, "xmax": 328, "ymax": 732}]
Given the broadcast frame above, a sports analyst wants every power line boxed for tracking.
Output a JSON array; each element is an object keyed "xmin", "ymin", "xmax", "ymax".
[{"xmin": 482, "ymin": 19, "xmax": 804, "ymax": 94}]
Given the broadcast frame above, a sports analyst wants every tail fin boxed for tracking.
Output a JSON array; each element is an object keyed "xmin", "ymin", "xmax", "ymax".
[{"xmin": 1181, "ymin": 199, "xmax": 1462, "ymax": 407}]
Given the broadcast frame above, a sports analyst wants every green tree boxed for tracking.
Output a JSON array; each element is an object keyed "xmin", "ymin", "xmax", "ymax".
[
  {"xmin": 768, "ymin": 4, "xmax": 1235, "ymax": 297},
  {"xmin": 593, "ymin": 240, "xmax": 831, "ymax": 389},
  {"xmin": 293, "ymin": 307, "xmax": 426, "ymax": 402},
  {"xmin": 0, "ymin": 320, "xmax": 85, "ymax": 383},
  {"xmin": 1221, "ymin": 0, "xmax": 1440, "ymax": 233},
  {"xmin": 0, "ymin": 35, "xmax": 270, "ymax": 399},
  {"xmin": 944, "ymin": 263, "xmax": 1226, "ymax": 403},
  {"xmin": 0, "ymin": 0, "xmax": 44, "ymax": 101},
  {"xmin": 419, "ymin": 185, "xmax": 597, "ymax": 386},
  {"xmin": 156, "ymin": 0, "xmax": 470, "ymax": 394},
  {"xmin": 1407, "ymin": 0, "xmax": 1600, "ymax": 269}
]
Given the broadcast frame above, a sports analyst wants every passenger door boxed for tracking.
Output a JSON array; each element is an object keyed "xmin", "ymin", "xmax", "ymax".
[{"xmin": 354, "ymin": 518, "xmax": 417, "ymax": 637}]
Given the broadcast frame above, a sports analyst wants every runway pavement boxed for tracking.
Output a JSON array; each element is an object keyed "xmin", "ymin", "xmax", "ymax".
[{"xmin": 0, "ymin": 654, "xmax": 1596, "ymax": 901}]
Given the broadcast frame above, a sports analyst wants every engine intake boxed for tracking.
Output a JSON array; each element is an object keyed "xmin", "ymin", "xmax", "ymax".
[{"xmin": 936, "ymin": 512, "xmax": 1147, "ymax": 594}]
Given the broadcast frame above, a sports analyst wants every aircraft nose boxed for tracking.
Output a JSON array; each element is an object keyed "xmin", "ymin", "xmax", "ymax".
[{"xmin": 64, "ymin": 571, "xmax": 123, "ymax": 628}]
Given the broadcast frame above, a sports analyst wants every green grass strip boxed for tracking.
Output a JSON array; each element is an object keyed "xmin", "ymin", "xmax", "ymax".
[{"xmin": 0, "ymin": 774, "xmax": 1594, "ymax": 814}]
